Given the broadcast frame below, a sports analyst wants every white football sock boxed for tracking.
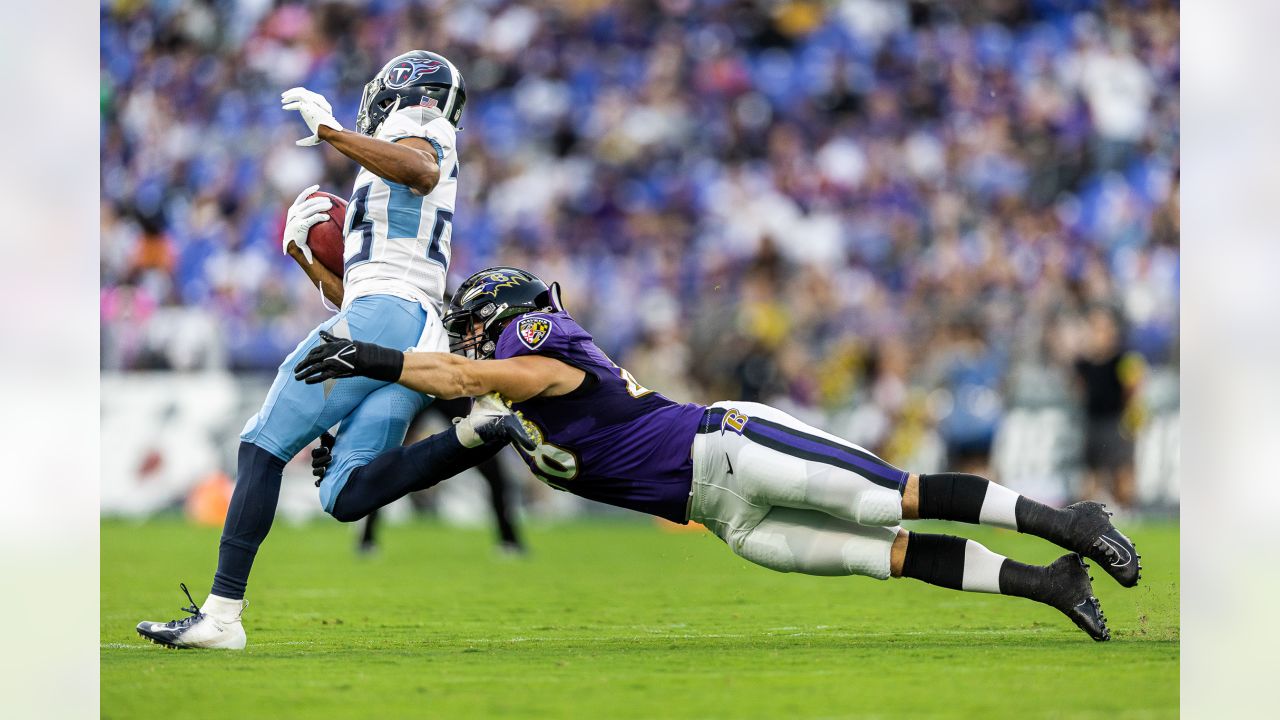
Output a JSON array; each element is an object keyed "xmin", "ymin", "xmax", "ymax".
[
  {"xmin": 977, "ymin": 481, "xmax": 1020, "ymax": 530},
  {"xmin": 960, "ymin": 540, "xmax": 1006, "ymax": 594},
  {"xmin": 453, "ymin": 418, "xmax": 483, "ymax": 448},
  {"xmin": 202, "ymin": 593, "xmax": 246, "ymax": 622}
]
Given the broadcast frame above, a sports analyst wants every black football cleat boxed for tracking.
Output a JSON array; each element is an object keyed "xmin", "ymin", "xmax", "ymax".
[
  {"xmin": 461, "ymin": 393, "xmax": 537, "ymax": 452},
  {"xmin": 1060, "ymin": 501, "xmax": 1141, "ymax": 587},
  {"xmin": 476, "ymin": 412, "xmax": 536, "ymax": 451},
  {"xmin": 1040, "ymin": 554, "xmax": 1110, "ymax": 642}
]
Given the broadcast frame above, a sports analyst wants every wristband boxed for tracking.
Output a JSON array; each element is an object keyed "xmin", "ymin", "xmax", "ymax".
[{"xmin": 360, "ymin": 342, "xmax": 405, "ymax": 383}]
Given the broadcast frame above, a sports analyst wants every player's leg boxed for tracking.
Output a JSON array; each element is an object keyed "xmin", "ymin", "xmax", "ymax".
[
  {"xmin": 319, "ymin": 380, "xmax": 432, "ymax": 519},
  {"xmin": 703, "ymin": 402, "xmax": 908, "ymax": 526},
  {"xmin": 216, "ymin": 296, "xmax": 426, "ymax": 591},
  {"xmin": 900, "ymin": 472, "xmax": 1141, "ymax": 587},
  {"xmin": 353, "ymin": 403, "xmax": 437, "ymax": 555},
  {"xmin": 137, "ymin": 297, "xmax": 426, "ymax": 649},
  {"xmin": 890, "ymin": 529, "xmax": 1110, "ymax": 641},
  {"xmin": 706, "ymin": 402, "xmax": 1140, "ymax": 588},
  {"xmin": 323, "ymin": 391, "xmax": 528, "ymax": 521},
  {"xmin": 727, "ymin": 508, "xmax": 1109, "ymax": 641},
  {"xmin": 689, "ymin": 410, "xmax": 1102, "ymax": 637}
]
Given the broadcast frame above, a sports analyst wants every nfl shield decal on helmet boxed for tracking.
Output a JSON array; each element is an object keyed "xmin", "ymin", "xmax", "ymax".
[{"xmin": 517, "ymin": 315, "xmax": 552, "ymax": 350}]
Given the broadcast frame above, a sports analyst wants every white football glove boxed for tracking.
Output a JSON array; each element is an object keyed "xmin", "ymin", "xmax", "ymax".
[
  {"xmin": 281, "ymin": 87, "xmax": 343, "ymax": 146},
  {"xmin": 281, "ymin": 184, "xmax": 333, "ymax": 264}
]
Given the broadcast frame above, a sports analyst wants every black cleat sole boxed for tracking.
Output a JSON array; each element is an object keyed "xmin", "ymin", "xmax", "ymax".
[{"xmin": 136, "ymin": 628, "xmax": 186, "ymax": 649}]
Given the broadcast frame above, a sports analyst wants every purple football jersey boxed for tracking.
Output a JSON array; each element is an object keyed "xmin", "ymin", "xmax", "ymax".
[{"xmin": 495, "ymin": 311, "xmax": 706, "ymax": 523}]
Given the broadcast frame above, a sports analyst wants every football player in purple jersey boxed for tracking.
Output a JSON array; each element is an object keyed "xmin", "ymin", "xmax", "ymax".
[{"xmin": 293, "ymin": 267, "xmax": 1144, "ymax": 642}]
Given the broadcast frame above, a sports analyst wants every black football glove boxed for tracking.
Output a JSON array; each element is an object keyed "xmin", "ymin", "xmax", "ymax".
[
  {"xmin": 293, "ymin": 330, "xmax": 404, "ymax": 384},
  {"xmin": 312, "ymin": 432, "xmax": 335, "ymax": 487}
]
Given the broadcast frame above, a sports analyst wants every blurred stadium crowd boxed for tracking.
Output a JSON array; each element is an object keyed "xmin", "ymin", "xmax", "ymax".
[{"xmin": 101, "ymin": 0, "xmax": 1179, "ymax": 508}]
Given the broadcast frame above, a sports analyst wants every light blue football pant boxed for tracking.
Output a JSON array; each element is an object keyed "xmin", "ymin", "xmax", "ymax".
[{"xmin": 239, "ymin": 294, "xmax": 433, "ymax": 513}]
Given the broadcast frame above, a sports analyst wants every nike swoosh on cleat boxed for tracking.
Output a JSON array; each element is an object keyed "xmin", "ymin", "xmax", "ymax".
[{"xmin": 1097, "ymin": 535, "xmax": 1132, "ymax": 567}]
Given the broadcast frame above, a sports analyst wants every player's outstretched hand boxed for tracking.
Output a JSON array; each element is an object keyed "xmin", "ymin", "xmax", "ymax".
[
  {"xmin": 281, "ymin": 87, "xmax": 343, "ymax": 146},
  {"xmin": 293, "ymin": 331, "xmax": 405, "ymax": 384},
  {"xmin": 282, "ymin": 184, "xmax": 332, "ymax": 263}
]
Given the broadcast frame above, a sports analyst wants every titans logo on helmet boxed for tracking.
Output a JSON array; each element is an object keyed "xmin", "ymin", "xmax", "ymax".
[
  {"xmin": 386, "ymin": 59, "xmax": 444, "ymax": 89},
  {"xmin": 459, "ymin": 270, "xmax": 526, "ymax": 305}
]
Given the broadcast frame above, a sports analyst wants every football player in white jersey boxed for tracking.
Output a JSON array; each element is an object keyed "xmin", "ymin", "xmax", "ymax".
[{"xmin": 136, "ymin": 51, "xmax": 525, "ymax": 650}]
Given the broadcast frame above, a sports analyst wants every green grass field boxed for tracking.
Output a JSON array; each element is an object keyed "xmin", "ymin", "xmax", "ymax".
[{"xmin": 102, "ymin": 518, "xmax": 1178, "ymax": 719}]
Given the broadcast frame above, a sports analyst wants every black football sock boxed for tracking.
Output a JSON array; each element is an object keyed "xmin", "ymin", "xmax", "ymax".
[
  {"xmin": 917, "ymin": 473, "xmax": 1073, "ymax": 542},
  {"xmin": 996, "ymin": 557, "xmax": 1052, "ymax": 601},
  {"xmin": 1012, "ymin": 496, "xmax": 1075, "ymax": 547},
  {"xmin": 899, "ymin": 532, "xmax": 1039, "ymax": 596},
  {"xmin": 329, "ymin": 428, "xmax": 503, "ymax": 522},
  {"xmin": 212, "ymin": 442, "xmax": 287, "ymax": 600}
]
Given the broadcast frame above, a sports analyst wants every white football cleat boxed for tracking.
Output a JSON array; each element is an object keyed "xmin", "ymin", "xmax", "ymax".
[{"xmin": 136, "ymin": 583, "xmax": 247, "ymax": 650}]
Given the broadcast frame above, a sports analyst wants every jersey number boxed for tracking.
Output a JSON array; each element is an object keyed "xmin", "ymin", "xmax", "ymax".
[
  {"xmin": 517, "ymin": 419, "xmax": 579, "ymax": 490},
  {"xmin": 426, "ymin": 209, "xmax": 451, "ymax": 268},
  {"xmin": 344, "ymin": 184, "xmax": 374, "ymax": 272},
  {"xmin": 343, "ymin": 185, "xmax": 451, "ymax": 272},
  {"xmin": 527, "ymin": 442, "xmax": 579, "ymax": 489}
]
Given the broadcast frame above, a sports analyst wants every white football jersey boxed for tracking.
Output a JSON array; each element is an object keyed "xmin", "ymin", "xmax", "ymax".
[{"xmin": 340, "ymin": 105, "xmax": 458, "ymax": 315}]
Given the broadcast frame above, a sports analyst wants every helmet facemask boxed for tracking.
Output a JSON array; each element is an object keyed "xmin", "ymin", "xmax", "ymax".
[
  {"xmin": 355, "ymin": 76, "xmax": 384, "ymax": 136},
  {"xmin": 444, "ymin": 302, "xmax": 511, "ymax": 360}
]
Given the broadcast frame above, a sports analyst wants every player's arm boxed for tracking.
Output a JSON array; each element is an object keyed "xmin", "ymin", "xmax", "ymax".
[
  {"xmin": 280, "ymin": 86, "xmax": 439, "ymax": 195},
  {"xmin": 398, "ymin": 353, "xmax": 584, "ymax": 401},
  {"xmin": 286, "ymin": 243, "xmax": 343, "ymax": 307},
  {"xmin": 281, "ymin": 184, "xmax": 344, "ymax": 307},
  {"xmin": 318, "ymin": 128, "xmax": 440, "ymax": 196},
  {"xmin": 292, "ymin": 334, "xmax": 586, "ymax": 402}
]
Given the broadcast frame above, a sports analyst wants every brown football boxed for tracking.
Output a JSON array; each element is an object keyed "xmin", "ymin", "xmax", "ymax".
[{"xmin": 304, "ymin": 191, "xmax": 348, "ymax": 276}]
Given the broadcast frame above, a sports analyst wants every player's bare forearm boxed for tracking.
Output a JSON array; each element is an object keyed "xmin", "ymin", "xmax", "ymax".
[
  {"xmin": 287, "ymin": 243, "xmax": 344, "ymax": 307},
  {"xmin": 393, "ymin": 352, "xmax": 473, "ymax": 399},
  {"xmin": 398, "ymin": 353, "xmax": 539, "ymax": 400},
  {"xmin": 398, "ymin": 353, "xmax": 581, "ymax": 402},
  {"xmin": 295, "ymin": 338, "xmax": 585, "ymax": 399},
  {"xmin": 317, "ymin": 126, "xmax": 439, "ymax": 194}
]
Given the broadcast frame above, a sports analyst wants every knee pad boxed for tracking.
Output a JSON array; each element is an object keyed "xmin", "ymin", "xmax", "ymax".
[
  {"xmin": 734, "ymin": 528, "xmax": 797, "ymax": 574},
  {"xmin": 836, "ymin": 528, "xmax": 895, "ymax": 580},
  {"xmin": 734, "ymin": 515, "xmax": 896, "ymax": 579},
  {"xmin": 854, "ymin": 487, "xmax": 903, "ymax": 526},
  {"xmin": 781, "ymin": 517, "xmax": 894, "ymax": 579}
]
